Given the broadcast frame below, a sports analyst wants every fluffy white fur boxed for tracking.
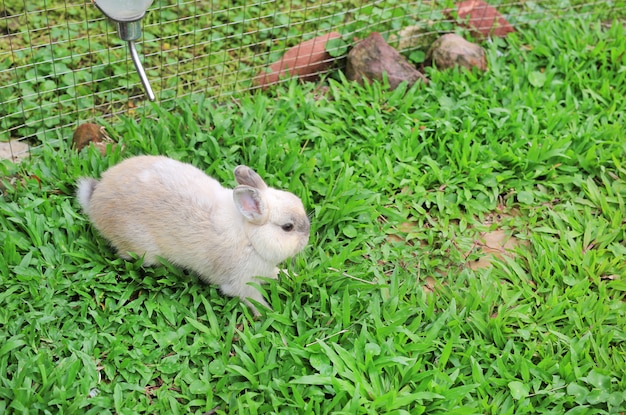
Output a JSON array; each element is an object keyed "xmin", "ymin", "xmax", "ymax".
[{"xmin": 77, "ymin": 155, "xmax": 310, "ymax": 315}]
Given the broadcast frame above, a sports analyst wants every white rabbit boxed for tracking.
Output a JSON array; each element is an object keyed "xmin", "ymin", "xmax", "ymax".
[{"xmin": 77, "ymin": 155, "xmax": 310, "ymax": 315}]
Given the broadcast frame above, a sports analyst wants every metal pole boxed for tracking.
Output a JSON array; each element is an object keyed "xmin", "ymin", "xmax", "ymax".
[{"xmin": 128, "ymin": 40, "xmax": 155, "ymax": 101}]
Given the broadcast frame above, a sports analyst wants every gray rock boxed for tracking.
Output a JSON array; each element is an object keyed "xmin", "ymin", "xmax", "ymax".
[
  {"xmin": 426, "ymin": 34, "xmax": 487, "ymax": 71},
  {"xmin": 346, "ymin": 32, "xmax": 428, "ymax": 90}
]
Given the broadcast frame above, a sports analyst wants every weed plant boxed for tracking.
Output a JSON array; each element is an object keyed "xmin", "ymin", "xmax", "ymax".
[{"xmin": 1, "ymin": 17, "xmax": 625, "ymax": 414}]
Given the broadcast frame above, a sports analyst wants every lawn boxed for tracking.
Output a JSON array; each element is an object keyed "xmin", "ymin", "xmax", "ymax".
[{"xmin": 1, "ymin": 15, "xmax": 626, "ymax": 415}]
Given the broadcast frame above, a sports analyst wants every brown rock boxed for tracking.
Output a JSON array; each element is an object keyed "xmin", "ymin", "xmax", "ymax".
[
  {"xmin": 346, "ymin": 32, "xmax": 428, "ymax": 90},
  {"xmin": 72, "ymin": 123, "xmax": 118, "ymax": 155},
  {"xmin": 449, "ymin": 0, "xmax": 515, "ymax": 39},
  {"xmin": 427, "ymin": 34, "xmax": 487, "ymax": 71},
  {"xmin": 254, "ymin": 32, "xmax": 341, "ymax": 88}
]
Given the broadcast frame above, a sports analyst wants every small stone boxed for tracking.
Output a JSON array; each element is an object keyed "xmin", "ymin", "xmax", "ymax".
[
  {"xmin": 427, "ymin": 34, "xmax": 487, "ymax": 71},
  {"xmin": 346, "ymin": 32, "xmax": 428, "ymax": 90},
  {"xmin": 254, "ymin": 32, "xmax": 341, "ymax": 89},
  {"xmin": 72, "ymin": 123, "xmax": 118, "ymax": 155}
]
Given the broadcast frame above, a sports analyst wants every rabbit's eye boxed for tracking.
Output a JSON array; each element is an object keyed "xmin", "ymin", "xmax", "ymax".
[{"xmin": 281, "ymin": 223, "xmax": 294, "ymax": 232}]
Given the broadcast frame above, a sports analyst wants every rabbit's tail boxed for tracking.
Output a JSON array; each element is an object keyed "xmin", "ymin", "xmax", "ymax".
[{"xmin": 76, "ymin": 178, "xmax": 99, "ymax": 213}]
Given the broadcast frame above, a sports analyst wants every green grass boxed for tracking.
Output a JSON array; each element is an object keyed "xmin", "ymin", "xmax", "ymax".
[
  {"xmin": 1, "ymin": 16, "xmax": 626, "ymax": 414},
  {"xmin": 2, "ymin": 0, "xmax": 623, "ymax": 142},
  {"xmin": 1, "ymin": 0, "xmax": 440, "ymax": 142}
]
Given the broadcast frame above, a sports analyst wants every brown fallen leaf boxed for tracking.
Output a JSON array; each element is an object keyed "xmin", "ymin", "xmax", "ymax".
[
  {"xmin": 469, "ymin": 229, "xmax": 526, "ymax": 270},
  {"xmin": 385, "ymin": 221, "xmax": 425, "ymax": 244},
  {"xmin": 387, "ymin": 234, "xmax": 404, "ymax": 244},
  {"xmin": 0, "ymin": 173, "xmax": 42, "ymax": 194},
  {"xmin": 601, "ymin": 274, "xmax": 619, "ymax": 281},
  {"xmin": 423, "ymin": 276, "xmax": 437, "ymax": 294}
]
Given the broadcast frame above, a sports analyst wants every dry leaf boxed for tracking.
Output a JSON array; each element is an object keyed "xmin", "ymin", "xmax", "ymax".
[
  {"xmin": 469, "ymin": 229, "xmax": 526, "ymax": 270},
  {"xmin": 385, "ymin": 221, "xmax": 422, "ymax": 244},
  {"xmin": 423, "ymin": 276, "xmax": 437, "ymax": 293}
]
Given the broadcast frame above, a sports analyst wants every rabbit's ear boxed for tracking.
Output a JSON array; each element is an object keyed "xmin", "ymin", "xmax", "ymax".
[
  {"xmin": 233, "ymin": 186, "xmax": 268, "ymax": 224},
  {"xmin": 234, "ymin": 166, "xmax": 268, "ymax": 190}
]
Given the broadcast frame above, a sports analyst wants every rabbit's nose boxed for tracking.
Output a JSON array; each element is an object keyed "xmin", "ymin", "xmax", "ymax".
[{"xmin": 297, "ymin": 216, "xmax": 311, "ymax": 234}]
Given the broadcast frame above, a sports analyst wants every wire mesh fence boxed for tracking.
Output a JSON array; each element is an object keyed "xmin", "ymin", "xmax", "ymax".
[{"xmin": 0, "ymin": 0, "xmax": 624, "ymax": 159}]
